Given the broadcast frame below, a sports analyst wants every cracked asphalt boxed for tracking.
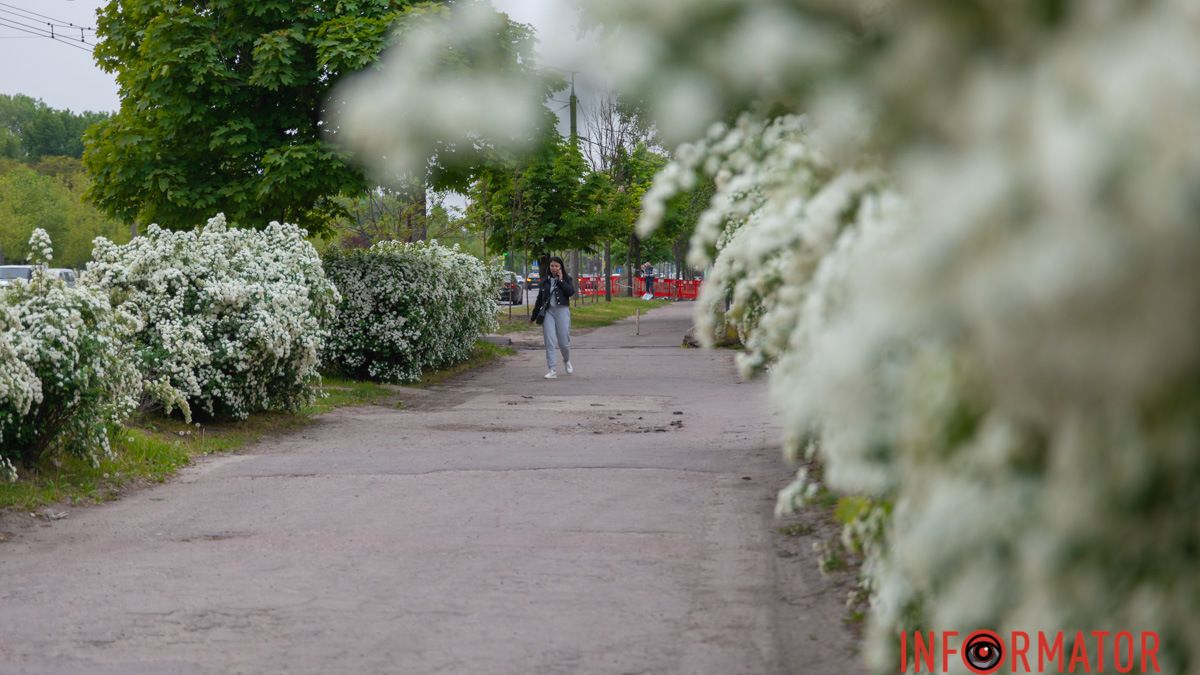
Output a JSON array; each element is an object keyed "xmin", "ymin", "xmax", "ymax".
[{"xmin": 0, "ymin": 302, "xmax": 855, "ymax": 674}]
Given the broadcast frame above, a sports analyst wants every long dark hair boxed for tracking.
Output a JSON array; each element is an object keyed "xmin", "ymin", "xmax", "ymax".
[{"xmin": 547, "ymin": 256, "xmax": 569, "ymax": 280}]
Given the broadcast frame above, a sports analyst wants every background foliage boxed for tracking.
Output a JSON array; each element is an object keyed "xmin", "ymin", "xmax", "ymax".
[
  {"xmin": 85, "ymin": 0, "xmax": 439, "ymax": 234},
  {"xmin": 0, "ymin": 158, "xmax": 131, "ymax": 267},
  {"xmin": 0, "ymin": 94, "xmax": 109, "ymax": 163}
]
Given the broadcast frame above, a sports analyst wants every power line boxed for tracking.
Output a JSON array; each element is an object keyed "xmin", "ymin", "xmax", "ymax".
[
  {"xmin": 0, "ymin": 9, "xmax": 56, "ymax": 35},
  {"xmin": 0, "ymin": 2, "xmax": 94, "ymax": 30},
  {"xmin": 0, "ymin": 16, "xmax": 92, "ymax": 52},
  {"xmin": 0, "ymin": 8, "xmax": 94, "ymax": 41},
  {"xmin": 0, "ymin": 7, "xmax": 95, "ymax": 45}
]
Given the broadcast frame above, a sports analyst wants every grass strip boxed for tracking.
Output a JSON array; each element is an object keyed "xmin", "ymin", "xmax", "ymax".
[
  {"xmin": 0, "ymin": 343, "xmax": 517, "ymax": 511},
  {"xmin": 494, "ymin": 297, "xmax": 671, "ymax": 334},
  {"xmin": 408, "ymin": 339, "xmax": 515, "ymax": 388}
]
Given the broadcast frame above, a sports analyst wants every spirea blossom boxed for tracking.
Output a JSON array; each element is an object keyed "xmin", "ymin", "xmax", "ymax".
[
  {"xmin": 330, "ymin": 1, "xmax": 546, "ymax": 182},
  {"xmin": 337, "ymin": 0, "xmax": 1200, "ymax": 671},
  {"xmin": 602, "ymin": 0, "xmax": 1200, "ymax": 671},
  {"xmin": 323, "ymin": 240, "xmax": 500, "ymax": 383},
  {"xmin": 87, "ymin": 214, "xmax": 339, "ymax": 421},
  {"xmin": 0, "ymin": 230, "xmax": 139, "ymax": 479}
]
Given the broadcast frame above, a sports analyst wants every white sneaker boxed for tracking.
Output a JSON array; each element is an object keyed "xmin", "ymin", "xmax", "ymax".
[
  {"xmin": 565, "ymin": 361, "xmax": 574, "ymax": 374},
  {"xmin": 544, "ymin": 369, "xmax": 558, "ymax": 379}
]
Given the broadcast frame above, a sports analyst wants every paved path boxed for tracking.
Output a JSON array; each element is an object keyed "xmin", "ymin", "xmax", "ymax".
[{"xmin": 0, "ymin": 303, "xmax": 854, "ymax": 674}]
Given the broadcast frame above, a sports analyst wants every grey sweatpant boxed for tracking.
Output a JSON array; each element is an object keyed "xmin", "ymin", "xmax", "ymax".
[{"xmin": 543, "ymin": 304, "xmax": 571, "ymax": 369}]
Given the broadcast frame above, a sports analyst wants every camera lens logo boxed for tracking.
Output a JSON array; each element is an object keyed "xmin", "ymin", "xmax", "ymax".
[{"xmin": 963, "ymin": 631, "xmax": 1004, "ymax": 674}]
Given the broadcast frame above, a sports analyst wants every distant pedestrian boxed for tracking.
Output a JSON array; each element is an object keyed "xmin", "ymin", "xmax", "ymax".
[
  {"xmin": 531, "ymin": 256, "xmax": 575, "ymax": 379},
  {"xmin": 641, "ymin": 261, "xmax": 656, "ymax": 299}
]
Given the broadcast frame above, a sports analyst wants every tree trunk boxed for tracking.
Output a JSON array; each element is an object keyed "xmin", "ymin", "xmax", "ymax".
[
  {"xmin": 628, "ymin": 237, "xmax": 638, "ymax": 297},
  {"xmin": 405, "ymin": 182, "xmax": 427, "ymax": 242},
  {"xmin": 571, "ymin": 249, "xmax": 581, "ymax": 306},
  {"xmin": 673, "ymin": 237, "xmax": 687, "ymax": 281},
  {"xmin": 604, "ymin": 240, "xmax": 612, "ymax": 302}
]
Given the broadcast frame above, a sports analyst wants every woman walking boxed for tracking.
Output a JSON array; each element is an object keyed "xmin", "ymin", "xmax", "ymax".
[{"xmin": 531, "ymin": 256, "xmax": 575, "ymax": 379}]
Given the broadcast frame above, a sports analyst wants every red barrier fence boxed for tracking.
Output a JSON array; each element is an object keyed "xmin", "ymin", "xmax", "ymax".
[{"xmin": 575, "ymin": 275, "xmax": 701, "ymax": 300}]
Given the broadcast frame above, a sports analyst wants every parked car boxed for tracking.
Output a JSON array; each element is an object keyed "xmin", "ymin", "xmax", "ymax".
[
  {"xmin": 50, "ymin": 268, "xmax": 77, "ymax": 287},
  {"xmin": 499, "ymin": 271, "xmax": 524, "ymax": 304},
  {"xmin": 0, "ymin": 266, "xmax": 77, "ymax": 288},
  {"xmin": 0, "ymin": 265, "xmax": 33, "ymax": 287}
]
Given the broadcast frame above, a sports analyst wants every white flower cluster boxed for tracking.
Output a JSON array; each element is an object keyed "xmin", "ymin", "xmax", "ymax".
[
  {"xmin": 87, "ymin": 214, "xmax": 339, "ymax": 421},
  {"xmin": 602, "ymin": 1, "xmax": 1200, "ymax": 671},
  {"xmin": 638, "ymin": 115, "xmax": 901, "ymax": 382},
  {"xmin": 27, "ymin": 227, "xmax": 53, "ymax": 265},
  {"xmin": 0, "ymin": 230, "xmax": 140, "ymax": 480},
  {"xmin": 341, "ymin": 0, "xmax": 1200, "ymax": 670},
  {"xmin": 331, "ymin": 1, "xmax": 545, "ymax": 181},
  {"xmin": 323, "ymin": 240, "xmax": 500, "ymax": 383},
  {"xmin": 0, "ymin": 301, "xmax": 40, "ymax": 482}
]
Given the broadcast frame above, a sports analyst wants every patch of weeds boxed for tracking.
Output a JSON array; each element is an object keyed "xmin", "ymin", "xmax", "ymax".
[
  {"xmin": 302, "ymin": 376, "xmax": 395, "ymax": 415},
  {"xmin": 0, "ymin": 427, "xmax": 190, "ymax": 510},
  {"xmin": 818, "ymin": 543, "xmax": 848, "ymax": 574},
  {"xmin": 813, "ymin": 485, "xmax": 840, "ymax": 510},
  {"xmin": 778, "ymin": 522, "xmax": 815, "ymax": 537},
  {"xmin": 834, "ymin": 495, "xmax": 873, "ymax": 525}
]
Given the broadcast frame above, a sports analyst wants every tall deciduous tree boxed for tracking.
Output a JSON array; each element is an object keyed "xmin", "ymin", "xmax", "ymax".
[
  {"xmin": 0, "ymin": 159, "xmax": 130, "ymax": 266},
  {"xmin": 0, "ymin": 95, "xmax": 109, "ymax": 163},
  {"xmin": 467, "ymin": 128, "xmax": 594, "ymax": 270},
  {"xmin": 85, "ymin": 0, "xmax": 434, "ymax": 234}
]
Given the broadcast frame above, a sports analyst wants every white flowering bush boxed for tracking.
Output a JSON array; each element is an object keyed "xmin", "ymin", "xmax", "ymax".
[
  {"xmin": 638, "ymin": 114, "xmax": 902, "ymax": 379},
  {"xmin": 0, "ymin": 229, "xmax": 140, "ymax": 481},
  {"xmin": 87, "ymin": 214, "xmax": 339, "ymax": 421},
  {"xmin": 330, "ymin": 1, "xmax": 547, "ymax": 181},
  {"xmin": 323, "ymin": 241, "xmax": 499, "ymax": 382},
  {"xmin": 0, "ymin": 304, "xmax": 38, "ymax": 482},
  {"xmin": 337, "ymin": 0, "xmax": 1200, "ymax": 671}
]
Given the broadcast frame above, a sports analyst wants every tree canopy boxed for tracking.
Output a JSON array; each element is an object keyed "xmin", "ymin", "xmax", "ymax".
[
  {"xmin": 0, "ymin": 158, "xmax": 130, "ymax": 267},
  {"xmin": 467, "ymin": 128, "xmax": 595, "ymax": 262},
  {"xmin": 85, "ymin": 0, "xmax": 436, "ymax": 234},
  {"xmin": 0, "ymin": 95, "xmax": 109, "ymax": 163}
]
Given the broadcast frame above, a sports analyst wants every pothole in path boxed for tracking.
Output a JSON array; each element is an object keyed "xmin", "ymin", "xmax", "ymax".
[
  {"xmin": 174, "ymin": 531, "xmax": 254, "ymax": 543},
  {"xmin": 455, "ymin": 394, "xmax": 673, "ymax": 413}
]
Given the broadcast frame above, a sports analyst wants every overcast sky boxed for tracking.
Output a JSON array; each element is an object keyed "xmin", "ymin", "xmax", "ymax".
[{"xmin": 0, "ymin": 0, "xmax": 572, "ymax": 114}]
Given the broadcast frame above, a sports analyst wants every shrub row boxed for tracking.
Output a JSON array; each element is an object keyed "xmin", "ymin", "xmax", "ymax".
[
  {"xmin": 0, "ymin": 221, "xmax": 499, "ymax": 480},
  {"xmin": 87, "ymin": 214, "xmax": 340, "ymax": 421},
  {"xmin": 323, "ymin": 240, "xmax": 500, "ymax": 382},
  {"xmin": 0, "ymin": 230, "xmax": 140, "ymax": 481}
]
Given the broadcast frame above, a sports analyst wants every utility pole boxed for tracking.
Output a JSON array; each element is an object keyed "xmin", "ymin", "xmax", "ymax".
[
  {"xmin": 569, "ymin": 73, "xmax": 578, "ymax": 146},
  {"xmin": 569, "ymin": 74, "xmax": 581, "ymax": 305},
  {"xmin": 604, "ymin": 241, "xmax": 612, "ymax": 302}
]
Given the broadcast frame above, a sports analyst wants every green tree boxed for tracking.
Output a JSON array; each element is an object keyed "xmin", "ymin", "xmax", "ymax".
[
  {"xmin": 0, "ymin": 160, "xmax": 129, "ymax": 267},
  {"xmin": 85, "ymin": 0, "xmax": 437, "ymax": 234},
  {"xmin": 642, "ymin": 176, "xmax": 713, "ymax": 281},
  {"xmin": 467, "ymin": 129, "xmax": 594, "ymax": 271},
  {"xmin": 0, "ymin": 94, "xmax": 109, "ymax": 162}
]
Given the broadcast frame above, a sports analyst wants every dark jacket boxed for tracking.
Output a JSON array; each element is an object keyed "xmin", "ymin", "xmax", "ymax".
[{"xmin": 531, "ymin": 273, "xmax": 575, "ymax": 321}]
